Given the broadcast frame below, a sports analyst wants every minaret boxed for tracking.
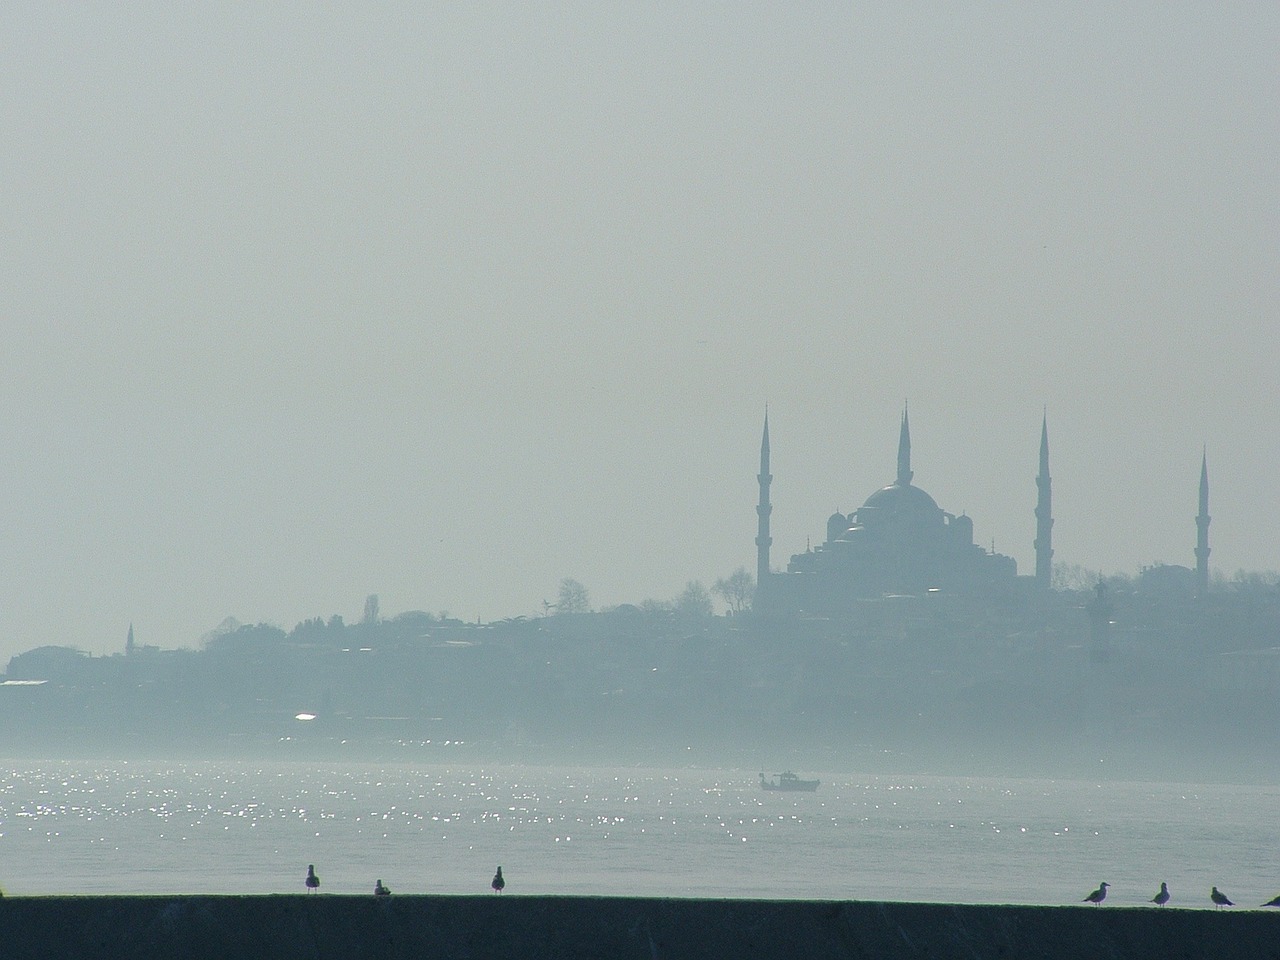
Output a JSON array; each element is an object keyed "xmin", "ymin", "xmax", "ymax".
[
  {"xmin": 1195, "ymin": 448, "xmax": 1210, "ymax": 597},
  {"xmin": 896, "ymin": 404, "xmax": 913, "ymax": 486},
  {"xmin": 755, "ymin": 410, "xmax": 773, "ymax": 590},
  {"xmin": 126, "ymin": 623, "xmax": 135, "ymax": 656},
  {"xmin": 1034, "ymin": 413, "xmax": 1053, "ymax": 586}
]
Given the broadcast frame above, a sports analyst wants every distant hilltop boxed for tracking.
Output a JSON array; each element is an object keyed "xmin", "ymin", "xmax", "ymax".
[{"xmin": 3, "ymin": 576, "xmax": 1280, "ymax": 778}]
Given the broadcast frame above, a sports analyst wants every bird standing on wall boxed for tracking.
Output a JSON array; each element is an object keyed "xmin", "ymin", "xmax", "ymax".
[
  {"xmin": 375, "ymin": 879, "xmax": 391, "ymax": 896},
  {"xmin": 1151, "ymin": 882, "xmax": 1170, "ymax": 906},
  {"xmin": 1211, "ymin": 887, "xmax": 1233, "ymax": 908},
  {"xmin": 305, "ymin": 864, "xmax": 320, "ymax": 894},
  {"xmin": 1083, "ymin": 882, "xmax": 1109, "ymax": 905},
  {"xmin": 491, "ymin": 866, "xmax": 505, "ymax": 893}
]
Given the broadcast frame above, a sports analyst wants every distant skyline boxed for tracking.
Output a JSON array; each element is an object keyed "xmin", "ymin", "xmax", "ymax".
[{"xmin": 2, "ymin": 3, "xmax": 1276, "ymax": 661}]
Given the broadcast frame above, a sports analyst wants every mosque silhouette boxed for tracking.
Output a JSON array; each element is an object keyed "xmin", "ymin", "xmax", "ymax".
[{"xmin": 753, "ymin": 408, "xmax": 1211, "ymax": 615}]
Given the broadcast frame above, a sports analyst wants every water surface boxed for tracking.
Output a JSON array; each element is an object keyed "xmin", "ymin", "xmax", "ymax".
[{"xmin": 1, "ymin": 761, "xmax": 1275, "ymax": 907}]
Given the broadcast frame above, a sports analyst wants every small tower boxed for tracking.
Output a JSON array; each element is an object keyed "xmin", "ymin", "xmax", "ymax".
[
  {"xmin": 126, "ymin": 623, "xmax": 135, "ymax": 657},
  {"xmin": 1034, "ymin": 413, "xmax": 1054, "ymax": 587},
  {"xmin": 896, "ymin": 404, "xmax": 913, "ymax": 486},
  {"xmin": 1195, "ymin": 449, "xmax": 1211, "ymax": 598},
  {"xmin": 755, "ymin": 410, "xmax": 773, "ymax": 591}
]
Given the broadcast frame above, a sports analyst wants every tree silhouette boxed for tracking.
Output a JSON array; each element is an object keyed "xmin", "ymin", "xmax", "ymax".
[
  {"xmin": 557, "ymin": 578, "xmax": 591, "ymax": 614},
  {"xmin": 674, "ymin": 581, "xmax": 713, "ymax": 619},
  {"xmin": 713, "ymin": 567, "xmax": 755, "ymax": 614}
]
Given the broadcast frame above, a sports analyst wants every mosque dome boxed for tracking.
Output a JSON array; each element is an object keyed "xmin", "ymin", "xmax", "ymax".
[
  {"xmin": 860, "ymin": 482, "xmax": 942, "ymax": 520},
  {"xmin": 827, "ymin": 511, "xmax": 852, "ymax": 543}
]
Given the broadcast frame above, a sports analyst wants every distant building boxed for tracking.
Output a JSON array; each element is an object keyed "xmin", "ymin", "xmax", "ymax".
[
  {"xmin": 753, "ymin": 408, "xmax": 1214, "ymax": 615},
  {"xmin": 756, "ymin": 407, "xmax": 1021, "ymax": 616},
  {"xmin": 1137, "ymin": 563, "xmax": 1196, "ymax": 598}
]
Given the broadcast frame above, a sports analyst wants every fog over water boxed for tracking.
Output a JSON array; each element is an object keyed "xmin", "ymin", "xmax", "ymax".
[{"xmin": 1, "ymin": 5, "xmax": 1276, "ymax": 661}]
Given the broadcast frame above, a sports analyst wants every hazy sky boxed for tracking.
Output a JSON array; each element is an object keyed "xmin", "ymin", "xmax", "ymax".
[{"xmin": 2, "ymin": 3, "xmax": 1276, "ymax": 661}]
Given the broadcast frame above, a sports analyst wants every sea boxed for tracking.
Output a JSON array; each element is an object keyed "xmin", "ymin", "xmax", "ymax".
[{"xmin": 1, "ymin": 758, "xmax": 1277, "ymax": 908}]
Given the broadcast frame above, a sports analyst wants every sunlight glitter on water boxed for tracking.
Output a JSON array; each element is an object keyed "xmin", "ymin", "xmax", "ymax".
[{"xmin": 1, "ymin": 761, "xmax": 1277, "ymax": 906}]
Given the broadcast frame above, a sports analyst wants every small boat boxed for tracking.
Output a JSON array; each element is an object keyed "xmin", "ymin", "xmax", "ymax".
[{"xmin": 760, "ymin": 771, "xmax": 819, "ymax": 792}]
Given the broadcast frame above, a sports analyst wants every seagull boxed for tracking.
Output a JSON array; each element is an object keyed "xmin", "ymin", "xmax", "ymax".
[
  {"xmin": 305, "ymin": 864, "xmax": 320, "ymax": 894},
  {"xmin": 1211, "ymin": 886, "xmax": 1233, "ymax": 908},
  {"xmin": 491, "ymin": 866, "xmax": 505, "ymax": 894},
  {"xmin": 1151, "ymin": 881, "xmax": 1170, "ymax": 906},
  {"xmin": 1083, "ymin": 882, "xmax": 1109, "ymax": 905},
  {"xmin": 374, "ymin": 879, "xmax": 391, "ymax": 896},
  {"xmin": 1261, "ymin": 894, "xmax": 1280, "ymax": 907}
]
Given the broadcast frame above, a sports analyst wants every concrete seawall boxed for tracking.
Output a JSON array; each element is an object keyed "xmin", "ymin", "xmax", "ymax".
[{"xmin": 2, "ymin": 895, "xmax": 1278, "ymax": 959}]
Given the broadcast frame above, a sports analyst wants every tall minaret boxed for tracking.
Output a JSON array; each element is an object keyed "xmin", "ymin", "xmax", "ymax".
[
  {"xmin": 1195, "ymin": 448, "xmax": 1211, "ymax": 597},
  {"xmin": 896, "ymin": 404, "xmax": 913, "ymax": 486},
  {"xmin": 755, "ymin": 409, "xmax": 773, "ymax": 589},
  {"xmin": 1034, "ymin": 413, "xmax": 1054, "ymax": 586}
]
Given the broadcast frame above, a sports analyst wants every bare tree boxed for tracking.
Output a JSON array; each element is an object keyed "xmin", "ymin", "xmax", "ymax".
[
  {"xmin": 1052, "ymin": 562, "xmax": 1102, "ymax": 592},
  {"xmin": 1230, "ymin": 569, "xmax": 1280, "ymax": 592},
  {"xmin": 713, "ymin": 567, "xmax": 755, "ymax": 614},
  {"xmin": 557, "ymin": 578, "xmax": 591, "ymax": 614},
  {"xmin": 674, "ymin": 580, "xmax": 713, "ymax": 619}
]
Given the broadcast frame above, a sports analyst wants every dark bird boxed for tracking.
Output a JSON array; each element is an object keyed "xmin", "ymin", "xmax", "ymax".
[
  {"xmin": 1261, "ymin": 894, "xmax": 1280, "ymax": 907},
  {"xmin": 305, "ymin": 864, "xmax": 320, "ymax": 894},
  {"xmin": 1083, "ymin": 882, "xmax": 1109, "ymax": 905},
  {"xmin": 1151, "ymin": 881, "xmax": 1170, "ymax": 906},
  {"xmin": 374, "ymin": 879, "xmax": 391, "ymax": 896},
  {"xmin": 491, "ymin": 866, "xmax": 505, "ymax": 894},
  {"xmin": 1211, "ymin": 886, "xmax": 1233, "ymax": 908}
]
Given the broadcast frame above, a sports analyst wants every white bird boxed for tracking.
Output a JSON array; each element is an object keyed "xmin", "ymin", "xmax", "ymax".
[
  {"xmin": 1211, "ymin": 886, "xmax": 1233, "ymax": 908},
  {"xmin": 1083, "ymin": 882, "xmax": 1109, "ymax": 905},
  {"xmin": 1151, "ymin": 881, "xmax": 1170, "ymax": 906}
]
